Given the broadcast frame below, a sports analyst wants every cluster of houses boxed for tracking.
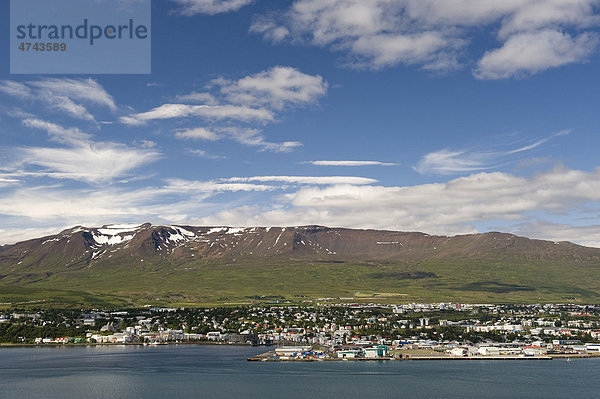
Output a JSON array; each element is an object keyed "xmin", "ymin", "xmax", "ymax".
[
  {"xmin": 3, "ymin": 303, "xmax": 599, "ymax": 356},
  {"xmin": 34, "ymin": 337, "xmax": 84, "ymax": 344}
]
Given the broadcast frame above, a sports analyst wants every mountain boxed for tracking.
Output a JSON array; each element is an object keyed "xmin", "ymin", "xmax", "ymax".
[{"xmin": 1, "ymin": 224, "xmax": 600, "ymax": 307}]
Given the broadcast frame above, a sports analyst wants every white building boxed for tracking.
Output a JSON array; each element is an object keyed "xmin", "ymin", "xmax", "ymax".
[
  {"xmin": 449, "ymin": 347, "xmax": 467, "ymax": 356},
  {"xmin": 477, "ymin": 346, "xmax": 500, "ymax": 356}
]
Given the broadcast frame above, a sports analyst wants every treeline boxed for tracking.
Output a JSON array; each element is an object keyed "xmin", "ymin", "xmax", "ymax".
[{"xmin": 0, "ymin": 323, "xmax": 84, "ymax": 343}]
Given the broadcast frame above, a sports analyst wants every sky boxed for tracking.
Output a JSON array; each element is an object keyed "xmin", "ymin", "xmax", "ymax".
[{"xmin": 1, "ymin": 0, "xmax": 600, "ymax": 247}]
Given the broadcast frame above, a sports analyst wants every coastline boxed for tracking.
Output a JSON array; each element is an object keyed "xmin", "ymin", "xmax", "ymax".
[
  {"xmin": 247, "ymin": 350, "xmax": 600, "ymax": 362},
  {"xmin": 2, "ymin": 343, "xmax": 599, "ymax": 362},
  {"xmin": 0, "ymin": 341, "xmax": 264, "ymax": 348}
]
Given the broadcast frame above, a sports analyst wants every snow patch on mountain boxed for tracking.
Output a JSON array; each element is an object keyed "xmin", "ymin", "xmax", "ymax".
[
  {"xmin": 92, "ymin": 233, "xmax": 134, "ymax": 246},
  {"xmin": 206, "ymin": 227, "xmax": 227, "ymax": 235},
  {"xmin": 89, "ymin": 224, "xmax": 146, "ymax": 247},
  {"xmin": 225, "ymin": 227, "xmax": 245, "ymax": 235},
  {"xmin": 164, "ymin": 226, "xmax": 197, "ymax": 244},
  {"xmin": 97, "ymin": 224, "xmax": 144, "ymax": 235}
]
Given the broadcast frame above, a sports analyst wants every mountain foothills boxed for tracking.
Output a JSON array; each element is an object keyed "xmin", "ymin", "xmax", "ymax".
[{"xmin": 1, "ymin": 224, "xmax": 599, "ymax": 307}]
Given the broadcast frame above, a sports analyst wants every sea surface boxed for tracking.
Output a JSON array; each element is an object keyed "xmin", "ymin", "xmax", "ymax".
[{"xmin": 1, "ymin": 345, "xmax": 598, "ymax": 399}]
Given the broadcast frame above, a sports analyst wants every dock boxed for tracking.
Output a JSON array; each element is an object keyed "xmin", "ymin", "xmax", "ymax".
[
  {"xmin": 404, "ymin": 356, "xmax": 552, "ymax": 360},
  {"xmin": 248, "ymin": 350, "xmax": 555, "ymax": 362}
]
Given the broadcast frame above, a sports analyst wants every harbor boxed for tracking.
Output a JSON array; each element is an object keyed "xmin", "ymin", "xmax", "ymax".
[{"xmin": 247, "ymin": 345, "xmax": 600, "ymax": 362}]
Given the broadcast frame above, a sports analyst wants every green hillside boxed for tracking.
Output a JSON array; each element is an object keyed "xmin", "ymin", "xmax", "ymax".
[{"xmin": 1, "ymin": 225, "xmax": 600, "ymax": 308}]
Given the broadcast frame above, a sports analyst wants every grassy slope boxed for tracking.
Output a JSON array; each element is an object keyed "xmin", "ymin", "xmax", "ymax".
[{"xmin": 2, "ymin": 253, "xmax": 600, "ymax": 308}]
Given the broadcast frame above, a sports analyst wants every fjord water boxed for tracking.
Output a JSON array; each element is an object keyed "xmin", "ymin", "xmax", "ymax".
[{"xmin": 1, "ymin": 345, "xmax": 598, "ymax": 399}]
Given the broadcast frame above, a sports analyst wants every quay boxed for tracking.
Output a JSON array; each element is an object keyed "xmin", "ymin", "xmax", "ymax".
[
  {"xmin": 247, "ymin": 350, "xmax": 556, "ymax": 362},
  {"xmin": 404, "ymin": 356, "xmax": 552, "ymax": 360}
]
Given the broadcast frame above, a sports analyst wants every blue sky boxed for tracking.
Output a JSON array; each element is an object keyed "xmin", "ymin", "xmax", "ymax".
[{"xmin": 1, "ymin": 0, "xmax": 600, "ymax": 246}]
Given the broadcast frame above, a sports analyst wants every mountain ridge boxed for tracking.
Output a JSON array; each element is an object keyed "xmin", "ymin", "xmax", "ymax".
[{"xmin": 1, "ymin": 224, "xmax": 599, "ymax": 306}]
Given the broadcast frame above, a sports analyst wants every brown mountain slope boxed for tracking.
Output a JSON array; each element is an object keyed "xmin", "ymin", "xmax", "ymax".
[
  {"xmin": 1, "ymin": 224, "xmax": 599, "ymax": 306},
  {"xmin": 2, "ymin": 224, "xmax": 599, "ymax": 271}
]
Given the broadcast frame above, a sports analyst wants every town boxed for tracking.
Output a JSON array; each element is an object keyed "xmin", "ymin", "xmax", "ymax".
[{"xmin": 2, "ymin": 303, "xmax": 600, "ymax": 361}]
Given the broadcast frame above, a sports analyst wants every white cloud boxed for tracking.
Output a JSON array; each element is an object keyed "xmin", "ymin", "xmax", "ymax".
[
  {"xmin": 0, "ymin": 177, "xmax": 276, "ymax": 244},
  {"xmin": 22, "ymin": 118, "xmax": 92, "ymax": 146},
  {"xmin": 496, "ymin": 0, "xmax": 600, "ymax": 38},
  {"xmin": 309, "ymin": 160, "xmax": 396, "ymax": 166},
  {"xmin": 171, "ymin": 125, "xmax": 302, "ymax": 152},
  {"xmin": 171, "ymin": 0, "xmax": 253, "ymax": 15},
  {"xmin": 414, "ymin": 132, "xmax": 569, "ymax": 175},
  {"xmin": 0, "ymin": 226, "xmax": 74, "ymax": 246},
  {"xmin": 414, "ymin": 149, "xmax": 495, "ymax": 175},
  {"xmin": 0, "ymin": 177, "xmax": 20, "ymax": 187},
  {"xmin": 15, "ymin": 119, "xmax": 160, "ymax": 184},
  {"xmin": 259, "ymin": 140, "xmax": 303, "ymax": 153},
  {"xmin": 223, "ymin": 175, "xmax": 378, "ymax": 185},
  {"xmin": 250, "ymin": 17, "xmax": 290, "ymax": 42},
  {"xmin": 350, "ymin": 31, "xmax": 455, "ymax": 69},
  {"xmin": 216, "ymin": 127, "xmax": 302, "ymax": 152},
  {"xmin": 175, "ymin": 127, "xmax": 221, "ymax": 141},
  {"xmin": 120, "ymin": 104, "xmax": 274, "ymax": 125},
  {"xmin": 252, "ymin": 0, "xmax": 600, "ymax": 76},
  {"xmin": 28, "ymin": 78, "xmax": 116, "ymax": 111},
  {"xmin": 187, "ymin": 149, "xmax": 225, "ymax": 159},
  {"xmin": 164, "ymin": 178, "xmax": 275, "ymax": 193},
  {"xmin": 515, "ymin": 221, "xmax": 600, "ymax": 248},
  {"xmin": 19, "ymin": 144, "xmax": 159, "ymax": 184},
  {"xmin": 174, "ymin": 91, "xmax": 219, "ymax": 104},
  {"xmin": 212, "ymin": 66, "xmax": 328, "ymax": 110},
  {"xmin": 0, "ymin": 186, "xmax": 159, "ymax": 221},
  {"xmin": 0, "ymin": 81, "xmax": 32, "ymax": 98},
  {"xmin": 137, "ymin": 140, "xmax": 157, "ymax": 149},
  {"xmin": 122, "ymin": 66, "xmax": 325, "ymax": 152},
  {"xmin": 0, "ymin": 78, "xmax": 116, "ymax": 122},
  {"xmin": 475, "ymin": 30, "xmax": 599, "ymax": 79}
]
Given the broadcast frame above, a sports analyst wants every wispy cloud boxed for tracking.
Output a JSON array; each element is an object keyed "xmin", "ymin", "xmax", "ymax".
[
  {"xmin": 171, "ymin": 0, "xmax": 253, "ymax": 15},
  {"xmin": 186, "ymin": 149, "xmax": 226, "ymax": 159},
  {"xmin": 13, "ymin": 119, "xmax": 160, "ymax": 184},
  {"xmin": 414, "ymin": 149, "xmax": 496, "ymax": 175},
  {"xmin": 122, "ymin": 66, "xmax": 327, "ymax": 152},
  {"xmin": 175, "ymin": 127, "xmax": 221, "ymax": 141},
  {"xmin": 28, "ymin": 78, "xmax": 116, "ymax": 111},
  {"xmin": 172, "ymin": 125, "xmax": 302, "ymax": 152},
  {"xmin": 308, "ymin": 160, "xmax": 397, "ymax": 167},
  {"xmin": 514, "ymin": 221, "xmax": 600, "ymax": 249},
  {"xmin": 223, "ymin": 175, "xmax": 378, "ymax": 185},
  {"xmin": 164, "ymin": 178, "xmax": 275, "ymax": 193},
  {"xmin": 414, "ymin": 131, "xmax": 569, "ymax": 175},
  {"xmin": 22, "ymin": 118, "xmax": 92, "ymax": 146},
  {"xmin": 120, "ymin": 104, "xmax": 274, "ymax": 125},
  {"xmin": 0, "ymin": 81, "xmax": 31, "ymax": 98},
  {"xmin": 0, "ymin": 78, "xmax": 116, "ymax": 122},
  {"xmin": 174, "ymin": 91, "xmax": 219, "ymax": 105},
  {"xmin": 18, "ymin": 145, "xmax": 159, "ymax": 184},
  {"xmin": 218, "ymin": 127, "xmax": 302, "ymax": 153}
]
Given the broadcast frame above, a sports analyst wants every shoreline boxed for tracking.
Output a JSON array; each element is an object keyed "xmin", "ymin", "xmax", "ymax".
[
  {"xmin": 2, "ymin": 343, "xmax": 599, "ymax": 362},
  {"xmin": 0, "ymin": 341, "xmax": 268, "ymax": 348},
  {"xmin": 248, "ymin": 350, "xmax": 600, "ymax": 362}
]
